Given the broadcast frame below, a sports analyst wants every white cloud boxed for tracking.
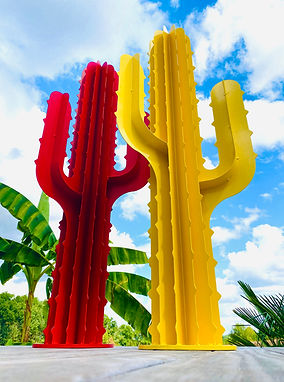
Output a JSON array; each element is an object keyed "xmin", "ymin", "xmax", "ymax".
[
  {"xmin": 170, "ymin": 0, "xmax": 180, "ymax": 8},
  {"xmin": 227, "ymin": 224, "xmax": 284, "ymax": 284},
  {"xmin": 185, "ymin": 0, "xmax": 284, "ymax": 97},
  {"xmin": 197, "ymin": 97, "xmax": 215, "ymax": 141},
  {"xmin": 212, "ymin": 207, "xmax": 261, "ymax": 245},
  {"xmin": 197, "ymin": 96, "xmax": 284, "ymax": 152},
  {"xmin": 260, "ymin": 193, "xmax": 272, "ymax": 199},
  {"xmin": 245, "ymin": 100, "xmax": 284, "ymax": 150},
  {"xmin": 0, "ymin": 0, "xmax": 168, "ymax": 78},
  {"xmin": 114, "ymin": 144, "xmax": 127, "ymax": 170},
  {"xmin": 0, "ymin": 275, "xmax": 47, "ymax": 300},
  {"xmin": 109, "ymin": 225, "xmax": 136, "ymax": 248},
  {"xmin": 119, "ymin": 184, "xmax": 150, "ymax": 220},
  {"xmin": 203, "ymin": 156, "xmax": 217, "ymax": 169},
  {"xmin": 217, "ymin": 223, "xmax": 284, "ymax": 332},
  {"xmin": 0, "ymin": 102, "xmax": 45, "ymax": 202}
]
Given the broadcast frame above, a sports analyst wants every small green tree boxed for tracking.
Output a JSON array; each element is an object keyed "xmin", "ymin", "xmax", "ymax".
[
  {"xmin": 0, "ymin": 184, "xmax": 57, "ymax": 342},
  {"xmin": 227, "ymin": 281, "xmax": 284, "ymax": 347},
  {"xmin": 102, "ymin": 315, "xmax": 151, "ymax": 346},
  {"xmin": 0, "ymin": 292, "xmax": 48, "ymax": 345}
]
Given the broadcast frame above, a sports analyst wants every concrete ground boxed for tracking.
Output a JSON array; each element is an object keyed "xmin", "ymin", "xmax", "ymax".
[{"xmin": 0, "ymin": 346, "xmax": 283, "ymax": 382}]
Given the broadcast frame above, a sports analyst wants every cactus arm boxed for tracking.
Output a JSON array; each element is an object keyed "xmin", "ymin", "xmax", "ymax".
[
  {"xmin": 107, "ymin": 112, "xmax": 151, "ymax": 204},
  {"xmin": 117, "ymin": 54, "xmax": 167, "ymax": 160},
  {"xmin": 200, "ymin": 80, "xmax": 256, "ymax": 211},
  {"xmin": 36, "ymin": 92, "xmax": 80, "ymax": 208}
]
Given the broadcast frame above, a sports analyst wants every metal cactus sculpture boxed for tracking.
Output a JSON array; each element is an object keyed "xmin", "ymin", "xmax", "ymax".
[
  {"xmin": 34, "ymin": 62, "xmax": 149, "ymax": 347},
  {"xmin": 117, "ymin": 27, "xmax": 256, "ymax": 350}
]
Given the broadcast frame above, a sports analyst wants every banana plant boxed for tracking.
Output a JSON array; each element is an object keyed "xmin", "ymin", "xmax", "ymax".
[{"xmin": 0, "ymin": 182, "xmax": 151, "ymax": 342}]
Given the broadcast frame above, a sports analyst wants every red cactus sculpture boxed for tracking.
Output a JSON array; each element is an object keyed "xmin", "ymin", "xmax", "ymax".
[{"xmin": 33, "ymin": 62, "xmax": 149, "ymax": 347}]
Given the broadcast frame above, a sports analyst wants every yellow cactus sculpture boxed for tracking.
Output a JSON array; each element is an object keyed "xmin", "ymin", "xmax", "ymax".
[{"xmin": 117, "ymin": 26, "xmax": 256, "ymax": 350}]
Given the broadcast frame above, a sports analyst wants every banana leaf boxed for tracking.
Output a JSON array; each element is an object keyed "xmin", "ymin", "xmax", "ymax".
[
  {"xmin": 108, "ymin": 246, "xmax": 148, "ymax": 265},
  {"xmin": 0, "ymin": 261, "xmax": 22, "ymax": 284},
  {"xmin": 0, "ymin": 237, "xmax": 49, "ymax": 267},
  {"xmin": 107, "ymin": 272, "xmax": 150, "ymax": 296},
  {"xmin": 105, "ymin": 278, "xmax": 151, "ymax": 337},
  {"xmin": 46, "ymin": 277, "xmax": 53, "ymax": 299},
  {"xmin": 0, "ymin": 183, "xmax": 56, "ymax": 250}
]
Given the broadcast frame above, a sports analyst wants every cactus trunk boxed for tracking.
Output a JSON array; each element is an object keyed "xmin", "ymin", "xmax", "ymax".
[
  {"xmin": 117, "ymin": 27, "xmax": 256, "ymax": 350},
  {"xmin": 34, "ymin": 62, "xmax": 149, "ymax": 348}
]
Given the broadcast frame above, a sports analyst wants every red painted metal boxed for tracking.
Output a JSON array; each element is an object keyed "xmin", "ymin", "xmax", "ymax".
[{"xmin": 34, "ymin": 62, "xmax": 149, "ymax": 347}]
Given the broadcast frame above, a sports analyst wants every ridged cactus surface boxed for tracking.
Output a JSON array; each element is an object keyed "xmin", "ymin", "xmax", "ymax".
[
  {"xmin": 34, "ymin": 62, "xmax": 149, "ymax": 347},
  {"xmin": 117, "ymin": 27, "xmax": 256, "ymax": 350}
]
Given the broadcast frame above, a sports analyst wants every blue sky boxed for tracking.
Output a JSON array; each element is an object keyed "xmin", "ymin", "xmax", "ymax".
[{"xmin": 0, "ymin": 0, "xmax": 284, "ymax": 333}]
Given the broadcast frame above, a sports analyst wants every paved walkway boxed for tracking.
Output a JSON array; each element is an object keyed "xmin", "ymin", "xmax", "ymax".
[{"xmin": 0, "ymin": 346, "xmax": 283, "ymax": 381}]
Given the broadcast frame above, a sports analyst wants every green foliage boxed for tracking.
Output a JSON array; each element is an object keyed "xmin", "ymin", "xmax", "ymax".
[
  {"xmin": 108, "ymin": 246, "xmax": 148, "ymax": 265},
  {"xmin": 103, "ymin": 315, "xmax": 151, "ymax": 346},
  {"xmin": 0, "ymin": 292, "xmax": 47, "ymax": 345},
  {"xmin": 0, "ymin": 238, "xmax": 50, "ymax": 267},
  {"xmin": 0, "ymin": 262, "xmax": 21, "ymax": 284},
  {"xmin": 227, "ymin": 281, "xmax": 284, "ymax": 347},
  {"xmin": 105, "ymin": 278, "xmax": 151, "ymax": 338},
  {"xmin": 0, "ymin": 183, "xmax": 56, "ymax": 342},
  {"xmin": 107, "ymin": 272, "xmax": 151, "ymax": 296},
  {"xmin": 224, "ymin": 324, "xmax": 258, "ymax": 346},
  {"xmin": 0, "ymin": 183, "xmax": 56, "ymax": 250}
]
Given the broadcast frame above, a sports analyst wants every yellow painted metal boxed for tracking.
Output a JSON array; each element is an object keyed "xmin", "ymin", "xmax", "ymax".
[{"xmin": 117, "ymin": 26, "xmax": 256, "ymax": 350}]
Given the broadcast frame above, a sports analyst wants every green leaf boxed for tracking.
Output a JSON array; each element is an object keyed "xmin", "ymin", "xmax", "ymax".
[
  {"xmin": 37, "ymin": 192, "xmax": 50, "ymax": 222},
  {"xmin": 107, "ymin": 272, "xmax": 151, "ymax": 296},
  {"xmin": 234, "ymin": 281, "xmax": 284, "ymax": 346},
  {"xmin": 0, "ymin": 183, "xmax": 57, "ymax": 250},
  {"xmin": 0, "ymin": 237, "xmax": 49, "ymax": 267},
  {"xmin": 0, "ymin": 261, "xmax": 21, "ymax": 284},
  {"xmin": 46, "ymin": 277, "xmax": 53, "ymax": 299},
  {"xmin": 105, "ymin": 278, "xmax": 151, "ymax": 337},
  {"xmin": 108, "ymin": 247, "xmax": 148, "ymax": 266},
  {"xmin": 226, "ymin": 333, "xmax": 257, "ymax": 347}
]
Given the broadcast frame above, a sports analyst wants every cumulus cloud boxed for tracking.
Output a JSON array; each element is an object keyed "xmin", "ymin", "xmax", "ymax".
[
  {"xmin": 260, "ymin": 193, "xmax": 272, "ymax": 200},
  {"xmin": 0, "ymin": 275, "xmax": 47, "ymax": 300},
  {"xmin": 170, "ymin": 0, "xmax": 180, "ymax": 8},
  {"xmin": 197, "ymin": 96, "xmax": 284, "ymax": 152},
  {"xmin": 119, "ymin": 184, "xmax": 150, "ymax": 220},
  {"xmin": 212, "ymin": 207, "xmax": 261, "ymax": 245},
  {"xmin": 217, "ymin": 223, "xmax": 284, "ymax": 332},
  {"xmin": 109, "ymin": 225, "xmax": 136, "ymax": 248},
  {"xmin": 114, "ymin": 144, "xmax": 127, "ymax": 170},
  {"xmin": 185, "ymin": 0, "xmax": 284, "ymax": 98},
  {"xmin": 0, "ymin": 0, "xmax": 167, "ymax": 78},
  {"xmin": 227, "ymin": 224, "xmax": 284, "ymax": 284},
  {"xmin": 245, "ymin": 99, "xmax": 284, "ymax": 150}
]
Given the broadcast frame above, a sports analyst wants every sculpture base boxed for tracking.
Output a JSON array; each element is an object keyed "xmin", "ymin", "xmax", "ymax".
[
  {"xmin": 139, "ymin": 344, "xmax": 236, "ymax": 351},
  {"xmin": 33, "ymin": 343, "xmax": 114, "ymax": 348}
]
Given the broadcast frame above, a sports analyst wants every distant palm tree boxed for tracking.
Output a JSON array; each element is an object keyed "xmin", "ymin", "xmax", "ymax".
[{"xmin": 227, "ymin": 281, "xmax": 284, "ymax": 347}]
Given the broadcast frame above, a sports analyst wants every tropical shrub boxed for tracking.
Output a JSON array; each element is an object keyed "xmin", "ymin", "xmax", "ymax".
[{"xmin": 226, "ymin": 281, "xmax": 284, "ymax": 347}]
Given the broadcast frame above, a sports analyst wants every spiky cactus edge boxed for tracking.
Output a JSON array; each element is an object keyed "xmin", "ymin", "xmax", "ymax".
[
  {"xmin": 35, "ymin": 62, "xmax": 149, "ymax": 347},
  {"xmin": 117, "ymin": 27, "xmax": 256, "ymax": 350}
]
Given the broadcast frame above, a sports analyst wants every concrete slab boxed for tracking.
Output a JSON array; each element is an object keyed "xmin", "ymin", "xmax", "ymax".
[{"xmin": 0, "ymin": 346, "xmax": 283, "ymax": 382}]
